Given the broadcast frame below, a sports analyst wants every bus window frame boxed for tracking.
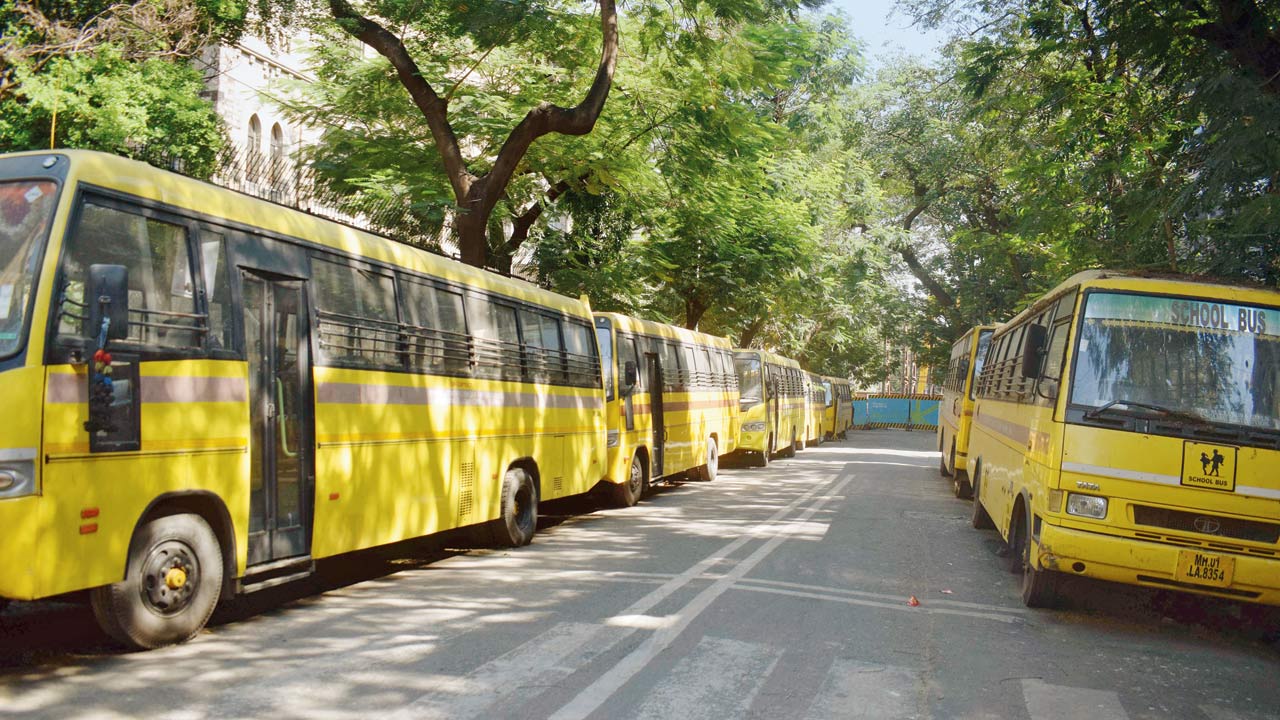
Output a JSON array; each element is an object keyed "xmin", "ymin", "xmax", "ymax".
[{"xmin": 46, "ymin": 188, "xmax": 230, "ymax": 366}]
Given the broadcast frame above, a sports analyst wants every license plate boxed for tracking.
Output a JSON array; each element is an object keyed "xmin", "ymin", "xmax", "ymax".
[{"xmin": 1174, "ymin": 550, "xmax": 1235, "ymax": 588}]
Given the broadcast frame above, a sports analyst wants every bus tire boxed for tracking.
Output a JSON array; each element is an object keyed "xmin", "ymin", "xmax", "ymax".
[
  {"xmin": 969, "ymin": 464, "xmax": 995, "ymax": 530},
  {"xmin": 701, "ymin": 437, "xmax": 719, "ymax": 481},
  {"xmin": 952, "ymin": 471, "xmax": 972, "ymax": 500},
  {"xmin": 782, "ymin": 432, "xmax": 798, "ymax": 458},
  {"xmin": 613, "ymin": 453, "xmax": 645, "ymax": 507},
  {"xmin": 89, "ymin": 513, "xmax": 223, "ymax": 650},
  {"xmin": 1013, "ymin": 510, "xmax": 1059, "ymax": 607},
  {"xmin": 490, "ymin": 467, "xmax": 537, "ymax": 547},
  {"xmin": 751, "ymin": 448, "xmax": 770, "ymax": 468}
]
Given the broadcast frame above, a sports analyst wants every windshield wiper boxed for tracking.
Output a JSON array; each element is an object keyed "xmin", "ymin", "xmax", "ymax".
[{"xmin": 1084, "ymin": 399, "xmax": 1211, "ymax": 426}]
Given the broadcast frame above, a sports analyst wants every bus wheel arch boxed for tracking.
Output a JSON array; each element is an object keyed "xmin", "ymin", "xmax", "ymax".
[
  {"xmin": 124, "ymin": 492, "xmax": 237, "ymax": 599},
  {"xmin": 1009, "ymin": 494, "xmax": 1060, "ymax": 607},
  {"xmin": 969, "ymin": 461, "xmax": 995, "ymax": 530},
  {"xmin": 90, "ymin": 511, "xmax": 225, "ymax": 649}
]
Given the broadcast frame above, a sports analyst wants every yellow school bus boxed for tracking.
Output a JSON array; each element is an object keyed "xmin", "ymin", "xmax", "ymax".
[
  {"xmin": 730, "ymin": 349, "xmax": 805, "ymax": 466},
  {"xmin": 0, "ymin": 150, "xmax": 605, "ymax": 648},
  {"xmin": 804, "ymin": 371, "xmax": 827, "ymax": 447},
  {"xmin": 593, "ymin": 313, "xmax": 739, "ymax": 504},
  {"xmin": 938, "ymin": 324, "xmax": 996, "ymax": 498},
  {"xmin": 823, "ymin": 375, "xmax": 853, "ymax": 440},
  {"xmin": 967, "ymin": 270, "xmax": 1280, "ymax": 608}
]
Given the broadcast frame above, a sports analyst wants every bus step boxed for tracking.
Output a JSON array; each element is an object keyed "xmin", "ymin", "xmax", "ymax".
[{"xmin": 239, "ymin": 556, "xmax": 314, "ymax": 594}]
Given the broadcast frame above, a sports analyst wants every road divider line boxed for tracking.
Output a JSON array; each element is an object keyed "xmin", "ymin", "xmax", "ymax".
[{"xmin": 733, "ymin": 577, "xmax": 1028, "ymax": 615}]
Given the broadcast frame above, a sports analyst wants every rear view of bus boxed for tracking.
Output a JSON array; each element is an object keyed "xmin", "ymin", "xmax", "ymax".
[
  {"xmin": 822, "ymin": 376, "xmax": 852, "ymax": 441},
  {"xmin": 968, "ymin": 271, "xmax": 1280, "ymax": 608},
  {"xmin": 937, "ymin": 325, "xmax": 994, "ymax": 498}
]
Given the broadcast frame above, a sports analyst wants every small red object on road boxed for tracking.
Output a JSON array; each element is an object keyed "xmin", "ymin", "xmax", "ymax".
[{"xmin": 907, "ymin": 595, "xmax": 920, "ymax": 607}]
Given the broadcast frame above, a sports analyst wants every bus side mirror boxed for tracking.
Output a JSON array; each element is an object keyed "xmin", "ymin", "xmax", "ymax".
[
  {"xmin": 623, "ymin": 360, "xmax": 638, "ymax": 390},
  {"xmin": 1021, "ymin": 324, "xmax": 1048, "ymax": 379},
  {"xmin": 86, "ymin": 264, "xmax": 129, "ymax": 343}
]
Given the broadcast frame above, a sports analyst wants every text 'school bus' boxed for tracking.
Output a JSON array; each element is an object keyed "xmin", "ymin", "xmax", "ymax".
[
  {"xmin": 0, "ymin": 150, "xmax": 606, "ymax": 648},
  {"xmin": 593, "ymin": 313, "xmax": 739, "ymax": 505},
  {"xmin": 823, "ymin": 375, "xmax": 853, "ymax": 440},
  {"xmin": 803, "ymin": 371, "xmax": 828, "ymax": 447},
  {"xmin": 966, "ymin": 270, "xmax": 1280, "ymax": 608},
  {"xmin": 937, "ymin": 324, "xmax": 996, "ymax": 498},
  {"xmin": 730, "ymin": 349, "xmax": 806, "ymax": 466}
]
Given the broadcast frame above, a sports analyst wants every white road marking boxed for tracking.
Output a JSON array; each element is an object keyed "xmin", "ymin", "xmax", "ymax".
[
  {"xmin": 628, "ymin": 636, "xmax": 782, "ymax": 720},
  {"xmin": 803, "ymin": 658, "xmax": 925, "ymax": 720},
  {"xmin": 730, "ymin": 583, "xmax": 1023, "ymax": 624},
  {"xmin": 548, "ymin": 470, "xmax": 859, "ymax": 720},
  {"xmin": 388, "ymin": 622, "xmax": 617, "ymax": 720},
  {"xmin": 1021, "ymin": 679, "xmax": 1129, "ymax": 720},
  {"xmin": 733, "ymin": 576, "xmax": 1028, "ymax": 615}
]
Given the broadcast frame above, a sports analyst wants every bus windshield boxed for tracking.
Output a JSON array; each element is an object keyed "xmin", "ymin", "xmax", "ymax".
[
  {"xmin": 0, "ymin": 180, "xmax": 57, "ymax": 359},
  {"xmin": 968, "ymin": 329, "xmax": 993, "ymax": 400},
  {"xmin": 1070, "ymin": 291, "xmax": 1280, "ymax": 432},
  {"xmin": 735, "ymin": 355, "xmax": 763, "ymax": 408}
]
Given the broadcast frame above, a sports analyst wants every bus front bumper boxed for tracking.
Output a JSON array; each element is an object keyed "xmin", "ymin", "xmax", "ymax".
[{"xmin": 1037, "ymin": 520, "xmax": 1280, "ymax": 606}]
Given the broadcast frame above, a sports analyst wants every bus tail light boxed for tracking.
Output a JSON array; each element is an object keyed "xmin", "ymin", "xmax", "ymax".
[{"xmin": 1066, "ymin": 493, "xmax": 1108, "ymax": 519}]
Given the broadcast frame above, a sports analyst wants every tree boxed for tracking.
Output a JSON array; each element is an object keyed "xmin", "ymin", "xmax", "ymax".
[{"xmin": 0, "ymin": 1, "xmax": 248, "ymax": 171}]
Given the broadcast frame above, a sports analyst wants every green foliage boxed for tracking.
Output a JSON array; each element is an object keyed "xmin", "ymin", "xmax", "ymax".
[{"xmin": 0, "ymin": 49, "xmax": 224, "ymax": 175}]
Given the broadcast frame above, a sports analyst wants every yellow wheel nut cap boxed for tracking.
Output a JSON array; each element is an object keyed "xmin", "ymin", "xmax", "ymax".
[{"xmin": 165, "ymin": 567, "xmax": 188, "ymax": 590}]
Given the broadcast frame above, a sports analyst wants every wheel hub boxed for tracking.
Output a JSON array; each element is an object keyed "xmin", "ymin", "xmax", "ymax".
[{"xmin": 140, "ymin": 540, "xmax": 199, "ymax": 616}]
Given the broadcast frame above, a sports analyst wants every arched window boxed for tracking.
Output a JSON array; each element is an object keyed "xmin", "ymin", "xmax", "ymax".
[
  {"xmin": 247, "ymin": 114, "xmax": 262, "ymax": 151},
  {"xmin": 269, "ymin": 123, "xmax": 288, "ymax": 199}
]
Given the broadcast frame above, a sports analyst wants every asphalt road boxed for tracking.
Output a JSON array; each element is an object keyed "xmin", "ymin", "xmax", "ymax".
[{"xmin": 2, "ymin": 430, "xmax": 1278, "ymax": 719}]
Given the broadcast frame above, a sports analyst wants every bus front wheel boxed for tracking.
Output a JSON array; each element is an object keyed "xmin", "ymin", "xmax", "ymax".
[
  {"xmin": 1013, "ymin": 511, "xmax": 1059, "ymax": 608},
  {"xmin": 613, "ymin": 453, "xmax": 645, "ymax": 507},
  {"xmin": 90, "ymin": 513, "xmax": 224, "ymax": 650},
  {"xmin": 969, "ymin": 465, "xmax": 995, "ymax": 530},
  {"xmin": 490, "ymin": 467, "xmax": 538, "ymax": 547}
]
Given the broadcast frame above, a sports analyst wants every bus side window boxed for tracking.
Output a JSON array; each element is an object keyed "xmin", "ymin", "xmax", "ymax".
[
  {"xmin": 468, "ymin": 295, "xmax": 521, "ymax": 382},
  {"xmin": 312, "ymin": 255, "xmax": 400, "ymax": 370},
  {"xmin": 562, "ymin": 321, "xmax": 597, "ymax": 388},
  {"xmin": 198, "ymin": 230, "xmax": 234, "ymax": 354},
  {"xmin": 518, "ymin": 309, "xmax": 562, "ymax": 383},
  {"xmin": 400, "ymin": 278, "xmax": 467, "ymax": 375},
  {"xmin": 54, "ymin": 201, "xmax": 202, "ymax": 355}
]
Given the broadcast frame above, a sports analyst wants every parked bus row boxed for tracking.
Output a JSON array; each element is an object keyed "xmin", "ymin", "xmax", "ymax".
[
  {"xmin": 0, "ymin": 150, "xmax": 854, "ymax": 649},
  {"xmin": 940, "ymin": 271, "xmax": 1280, "ymax": 611}
]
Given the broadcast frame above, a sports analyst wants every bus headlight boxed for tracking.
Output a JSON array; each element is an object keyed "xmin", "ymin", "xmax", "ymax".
[
  {"xmin": 1065, "ymin": 493, "xmax": 1107, "ymax": 519},
  {"xmin": 606, "ymin": 430, "xmax": 620, "ymax": 448},
  {"xmin": 742, "ymin": 421, "xmax": 767, "ymax": 433},
  {"xmin": 0, "ymin": 459, "xmax": 36, "ymax": 499}
]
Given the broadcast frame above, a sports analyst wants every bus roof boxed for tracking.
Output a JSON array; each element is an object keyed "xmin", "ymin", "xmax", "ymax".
[
  {"xmin": 17, "ymin": 149, "xmax": 589, "ymax": 317},
  {"xmin": 593, "ymin": 312, "xmax": 732, "ymax": 349},
  {"xmin": 733, "ymin": 348, "xmax": 801, "ymax": 369}
]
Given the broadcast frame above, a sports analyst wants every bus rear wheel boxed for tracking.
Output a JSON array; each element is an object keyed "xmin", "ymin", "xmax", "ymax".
[
  {"xmin": 700, "ymin": 438, "xmax": 719, "ymax": 481},
  {"xmin": 490, "ymin": 467, "xmax": 537, "ymax": 547},
  {"xmin": 782, "ymin": 432, "xmax": 798, "ymax": 458},
  {"xmin": 613, "ymin": 453, "xmax": 645, "ymax": 507},
  {"xmin": 1012, "ymin": 511, "xmax": 1059, "ymax": 607},
  {"xmin": 751, "ymin": 447, "xmax": 770, "ymax": 468},
  {"xmin": 90, "ymin": 513, "xmax": 223, "ymax": 650}
]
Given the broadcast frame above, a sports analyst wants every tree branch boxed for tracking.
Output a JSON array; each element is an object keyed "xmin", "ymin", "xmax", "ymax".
[{"xmin": 328, "ymin": 0, "xmax": 473, "ymax": 198}]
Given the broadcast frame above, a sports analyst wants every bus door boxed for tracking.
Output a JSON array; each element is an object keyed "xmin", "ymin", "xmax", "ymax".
[
  {"xmin": 241, "ymin": 270, "xmax": 313, "ymax": 566},
  {"xmin": 769, "ymin": 368, "xmax": 780, "ymax": 455},
  {"xmin": 647, "ymin": 353, "xmax": 665, "ymax": 478}
]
